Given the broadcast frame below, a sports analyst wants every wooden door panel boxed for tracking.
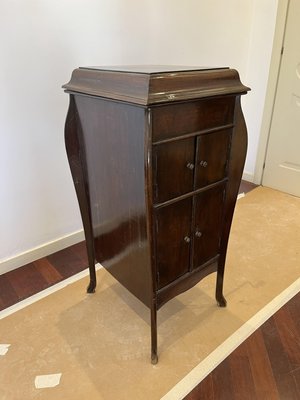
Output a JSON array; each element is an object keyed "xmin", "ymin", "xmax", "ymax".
[
  {"xmin": 153, "ymin": 138, "xmax": 195, "ymax": 203},
  {"xmin": 193, "ymin": 185, "xmax": 225, "ymax": 268},
  {"xmin": 195, "ymin": 129, "xmax": 231, "ymax": 188},
  {"xmin": 155, "ymin": 199, "xmax": 192, "ymax": 289}
]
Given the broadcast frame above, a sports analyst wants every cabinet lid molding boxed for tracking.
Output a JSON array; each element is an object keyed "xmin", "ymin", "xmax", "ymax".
[{"xmin": 63, "ymin": 65, "xmax": 250, "ymax": 105}]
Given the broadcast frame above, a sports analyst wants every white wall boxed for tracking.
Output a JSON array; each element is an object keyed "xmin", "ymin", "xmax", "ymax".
[{"xmin": 0, "ymin": 0, "xmax": 278, "ymax": 273}]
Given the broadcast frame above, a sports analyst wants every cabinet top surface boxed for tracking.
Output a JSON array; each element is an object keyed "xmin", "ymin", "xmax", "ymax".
[
  {"xmin": 80, "ymin": 65, "xmax": 227, "ymax": 74},
  {"xmin": 63, "ymin": 65, "xmax": 250, "ymax": 105}
]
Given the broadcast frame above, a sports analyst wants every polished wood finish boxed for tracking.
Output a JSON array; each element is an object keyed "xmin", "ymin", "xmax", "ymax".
[
  {"xmin": 63, "ymin": 65, "xmax": 249, "ymax": 362},
  {"xmin": 193, "ymin": 184, "xmax": 225, "ymax": 268},
  {"xmin": 153, "ymin": 138, "xmax": 195, "ymax": 203},
  {"xmin": 64, "ymin": 96, "xmax": 97, "ymax": 293},
  {"xmin": 73, "ymin": 95, "xmax": 152, "ymax": 307},
  {"xmin": 156, "ymin": 198, "xmax": 192, "ymax": 288},
  {"xmin": 195, "ymin": 129, "xmax": 231, "ymax": 188},
  {"xmin": 63, "ymin": 66, "xmax": 249, "ymax": 105},
  {"xmin": 152, "ymin": 97, "xmax": 235, "ymax": 142}
]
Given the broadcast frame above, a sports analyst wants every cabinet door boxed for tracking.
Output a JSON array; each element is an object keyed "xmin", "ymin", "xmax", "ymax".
[
  {"xmin": 153, "ymin": 138, "xmax": 195, "ymax": 203},
  {"xmin": 155, "ymin": 198, "xmax": 192, "ymax": 288},
  {"xmin": 195, "ymin": 129, "xmax": 231, "ymax": 188},
  {"xmin": 193, "ymin": 185, "xmax": 225, "ymax": 268}
]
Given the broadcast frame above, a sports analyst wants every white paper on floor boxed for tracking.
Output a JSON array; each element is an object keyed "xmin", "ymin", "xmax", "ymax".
[
  {"xmin": 0, "ymin": 344, "xmax": 11, "ymax": 356},
  {"xmin": 35, "ymin": 373, "xmax": 62, "ymax": 389}
]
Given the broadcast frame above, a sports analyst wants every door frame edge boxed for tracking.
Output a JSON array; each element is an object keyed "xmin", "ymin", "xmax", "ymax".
[{"xmin": 254, "ymin": 0, "xmax": 290, "ymax": 184}]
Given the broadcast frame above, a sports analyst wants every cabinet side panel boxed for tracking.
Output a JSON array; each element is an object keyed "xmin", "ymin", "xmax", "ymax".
[{"xmin": 74, "ymin": 96, "xmax": 152, "ymax": 307}]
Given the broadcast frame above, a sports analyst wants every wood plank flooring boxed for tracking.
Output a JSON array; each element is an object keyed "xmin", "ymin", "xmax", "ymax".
[
  {"xmin": 1, "ymin": 181, "xmax": 300, "ymax": 399},
  {"xmin": 184, "ymin": 291, "xmax": 300, "ymax": 400},
  {"xmin": 0, "ymin": 241, "xmax": 88, "ymax": 310}
]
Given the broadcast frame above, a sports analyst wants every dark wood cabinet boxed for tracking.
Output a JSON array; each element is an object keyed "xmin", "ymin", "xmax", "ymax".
[{"xmin": 63, "ymin": 65, "xmax": 249, "ymax": 363}]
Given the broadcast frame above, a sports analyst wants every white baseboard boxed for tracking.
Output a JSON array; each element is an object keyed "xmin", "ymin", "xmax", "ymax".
[
  {"xmin": 242, "ymin": 171, "xmax": 254, "ymax": 183},
  {"xmin": 0, "ymin": 229, "xmax": 85, "ymax": 275}
]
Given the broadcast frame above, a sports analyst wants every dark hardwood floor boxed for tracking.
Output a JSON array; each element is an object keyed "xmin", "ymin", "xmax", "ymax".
[
  {"xmin": 0, "ymin": 241, "xmax": 88, "ymax": 311},
  {"xmin": 1, "ymin": 181, "xmax": 299, "ymax": 399},
  {"xmin": 184, "ymin": 290, "xmax": 300, "ymax": 400}
]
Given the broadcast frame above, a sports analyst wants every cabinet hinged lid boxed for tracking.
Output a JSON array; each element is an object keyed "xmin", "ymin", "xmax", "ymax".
[{"xmin": 63, "ymin": 65, "xmax": 250, "ymax": 105}]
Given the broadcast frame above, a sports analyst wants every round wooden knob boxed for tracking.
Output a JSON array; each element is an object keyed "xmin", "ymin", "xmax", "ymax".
[
  {"xmin": 186, "ymin": 162, "xmax": 195, "ymax": 170},
  {"xmin": 184, "ymin": 236, "xmax": 191, "ymax": 243}
]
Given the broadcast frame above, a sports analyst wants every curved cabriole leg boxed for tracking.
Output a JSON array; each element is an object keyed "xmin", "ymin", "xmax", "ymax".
[
  {"xmin": 151, "ymin": 303, "xmax": 158, "ymax": 364},
  {"xmin": 64, "ymin": 95, "xmax": 97, "ymax": 293},
  {"xmin": 216, "ymin": 95, "xmax": 248, "ymax": 309},
  {"xmin": 216, "ymin": 263, "xmax": 227, "ymax": 307}
]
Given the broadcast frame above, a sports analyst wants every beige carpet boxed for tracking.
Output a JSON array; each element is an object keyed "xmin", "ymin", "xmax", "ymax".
[{"xmin": 1, "ymin": 187, "xmax": 300, "ymax": 400}]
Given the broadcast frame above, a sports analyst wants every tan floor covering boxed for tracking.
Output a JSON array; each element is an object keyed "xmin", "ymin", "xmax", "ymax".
[{"xmin": 1, "ymin": 187, "xmax": 300, "ymax": 399}]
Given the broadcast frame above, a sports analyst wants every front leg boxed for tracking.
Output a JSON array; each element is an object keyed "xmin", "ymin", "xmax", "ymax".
[{"xmin": 216, "ymin": 262, "xmax": 227, "ymax": 307}]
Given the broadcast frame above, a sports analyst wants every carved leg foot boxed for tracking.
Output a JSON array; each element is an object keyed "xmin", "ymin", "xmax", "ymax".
[
  {"xmin": 151, "ymin": 353, "xmax": 158, "ymax": 365},
  {"xmin": 216, "ymin": 293, "xmax": 227, "ymax": 307},
  {"xmin": 87, "ymin": 279, "xmax": 96, "ymax": 293},
  {"xmin": 86, "ymin": 262, "xmax": 97, "ymax": 293}
]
